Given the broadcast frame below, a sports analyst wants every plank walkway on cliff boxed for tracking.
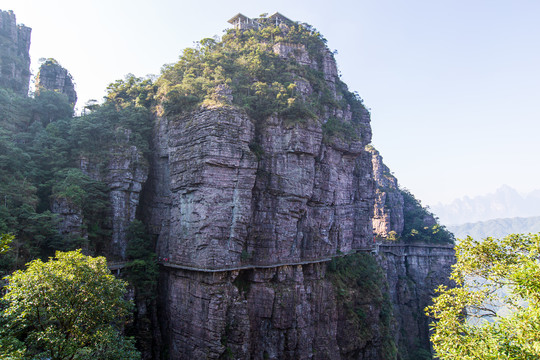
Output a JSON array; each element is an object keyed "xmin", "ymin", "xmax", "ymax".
[{"xmin": 107, "ymin": 243, "xmax": 454, "ymax": 273}]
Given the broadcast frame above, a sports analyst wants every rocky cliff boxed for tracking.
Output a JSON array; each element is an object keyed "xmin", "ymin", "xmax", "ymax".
[
  {"xmin": 377, "ymin": 244, "xmax": 454, "ymax": 359},
  {"xmin": 0, "ymin": 10, "xmax": 455, "ymax": 359},
  {"xmin": 148, "ymin": 107, "xmax": 373, "ymax": 270},
  {"xmin": 35, "ymin": 58, "xmax": 78, "ymax": 105},
  {"xmin": 141, "ymin": 17, "xmax": 455, "ymax": 360},
  {"xmin": 0, "ymin": 10, "xmax": 31, "ymax": 95},
  {"xmin": 369, "ymin": 147, "xmax": 404, "ymax": 239}
]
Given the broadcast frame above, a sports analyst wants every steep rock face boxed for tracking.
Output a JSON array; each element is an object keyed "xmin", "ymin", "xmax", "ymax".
[
  {"xmin": 160, "ymin": 264, "xmax": 335, "ymax": 360},
  {"xmin": 35, "ymin": 58, "xmax": 77, "ymax": 105},
  {"xmin": 150, "ymin": 107, "xmax": 257, "ymax": 267},
  {"xmin": 142, "ymin": 17, "xmax": 454, "ymax": 360},
  {"xmin": 377, "ymin": 244, "xmax": 455, "ymax": 358},
  {"xmin": 369, "ymin": 147, "xmax": 404, "ymax": 238},
  {"xmin": 75, "ymin": 143, "xmax": 148, "ymax": 260},
  {"xmin": 147, "ymin": 50, "xmax": 377, "ymax": 357},
  {"xmin": 149, "ymin": 106, "xmax": 373, "ymax": 270},
  {"xmin": 0, "ymin": 10, "xmax": 31, "ymax": 95},
  {"xmin": 160, "ymin": 260, "xmax": 398, "ymax": 360},
  {"xmin": 106, "ymin": 143, "xmax": 149, "ymax": 259}
]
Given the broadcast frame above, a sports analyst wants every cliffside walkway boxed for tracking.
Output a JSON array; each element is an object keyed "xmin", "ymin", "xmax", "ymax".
[
  {"xmin": 154, "ymin": 243, "xmax": 455, "ymax": 273},
  {"xmin": 375, "ymin": 243, "xmax": 455, "ymax": 257},
  {"xmin": 106, "ymin": 243, "xmax": 454, "ymax": 274}
]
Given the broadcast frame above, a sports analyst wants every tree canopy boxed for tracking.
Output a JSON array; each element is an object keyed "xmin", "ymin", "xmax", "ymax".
[
  {"xmin": 0, "ymin": 75, "xmax": 153, "ymax": 272},
  {"xmin": 0, "ymin": 250, "xmax": 140, "ymax": 360},
  {"xmin": 427, "ymin": 233, "xmax": 540, "ymax": 359}
]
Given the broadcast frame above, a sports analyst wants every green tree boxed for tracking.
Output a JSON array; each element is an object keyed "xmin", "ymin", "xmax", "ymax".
[
  {"xmin": 427, "ymin": 233, "xmax": 540, "ymax": 359},
  {"xmin": 0, "ymin": 250, "xmax": 140, "ymax": 360},
  {"xmin": 0, "ymin": 233, "xmax": 13, "ymax": 254}
]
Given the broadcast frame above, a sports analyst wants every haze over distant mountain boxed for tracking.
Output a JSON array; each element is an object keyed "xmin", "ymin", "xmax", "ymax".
[
  {"xmin": 448, "ymin": 216, "xmax": 540, "ymax": 240},
  {"xmin": 432, "ymin": 185, "xmax": 540, "ymax": 225}
]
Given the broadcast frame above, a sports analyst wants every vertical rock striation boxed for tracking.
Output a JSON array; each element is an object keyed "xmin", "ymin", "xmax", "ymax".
[
  {"xmin": 106, "ymin": 142, "xmax": 149, "ymax": 259},
  {"xmin": 377, "ymin": 244, "xmax": 455, "ymax": 358},
  {"xmin": 51, "ymin": 197, "xmax": 86, "ymax": 240},
  {"xmin": 0, "ymin": 10, "xmax": 31, "ymax": 95},
  {"xmin": 149, "ymin": 108, "xmax": 373, "ymax": 271},
  {"xmin": 141, "ymin": 16, "xmax": 456, "ymax": 359}
]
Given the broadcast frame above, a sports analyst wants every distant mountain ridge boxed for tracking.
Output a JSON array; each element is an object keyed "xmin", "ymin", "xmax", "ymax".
[
  {"xmin": 448, "ymin": 216, "xmax": 540, "ymax": 240},
  {"xmin": 432, "ymin": 185, "xmax": 540, "ymax": 225}
]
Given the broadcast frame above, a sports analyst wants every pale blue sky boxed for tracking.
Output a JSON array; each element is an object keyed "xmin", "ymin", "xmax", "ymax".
[{"xmin": 3, "ymin": 0, "xmax": 540, "ymax": 208}]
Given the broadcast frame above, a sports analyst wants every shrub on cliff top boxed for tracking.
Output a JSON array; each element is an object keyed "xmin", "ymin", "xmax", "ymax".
[{"xmin": 158, "ymin": 20, "xmax": 367, "ymax": 131}]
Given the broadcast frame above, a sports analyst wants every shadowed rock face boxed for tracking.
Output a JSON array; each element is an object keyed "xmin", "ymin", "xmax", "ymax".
[
  {"xmin": 378, "ymin": 244, "xmax": 455, "ymax": 358},
  {"xmin": 160, "ymin": 264, "xmax": 340, "ymax": 360},
  {"xmin": 0, "ymin": 10, "xmax": 31, "ymax": 95},
  {"xmin": 106, "ymin": 143, "xmax": 149, "ymax": 259},
  {"xmin": 51, "ymin": 197, "xmax": 85, "ymax": 239}
]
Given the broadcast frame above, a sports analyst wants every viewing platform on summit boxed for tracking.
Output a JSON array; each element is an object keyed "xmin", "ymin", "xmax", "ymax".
[{"xmin": 228, "ymin": 12, "xmax": 295, "ymax": 30}]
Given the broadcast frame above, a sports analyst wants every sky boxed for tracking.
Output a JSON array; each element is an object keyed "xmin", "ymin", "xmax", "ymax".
[{"xmin": 2, "ymin": 0, "xmax": 540, "ymax": 208}]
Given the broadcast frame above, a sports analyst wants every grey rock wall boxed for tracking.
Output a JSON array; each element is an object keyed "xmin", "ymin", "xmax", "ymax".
[
  {"xmin": 51, "ymin": 197, "xmax": 86, "ymax": 240},
  {"xmin": 106, "ymin": 143, "xmax": 149, "ymax": 259},
  {"xmin": 73, "ymin": 141, "xmax": 149, "ymax": 260},
  {"xmin": 144, "ymin": 28, "xmax": 457, "ymax": 358},
  {"xmin": 148, "ymin": 105, "xmax": 373, "ymax": 270},
  {"xmin": 0, "ymin": 10, "xmax": 31, "ymax": 95},
  {"xmin": 160, "ymin": 262, "xmax": 394, "ymax": 360},
  {"xmin": 377, "ymin": 244, "xmax": 455, "ymax": 358}
]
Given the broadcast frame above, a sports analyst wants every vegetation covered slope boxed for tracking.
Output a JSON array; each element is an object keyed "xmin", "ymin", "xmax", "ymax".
[
  {"xmin": 158, "ymin": 17, "xmax": 368, "ymax": 142},
  {"xmin": 400, "ymin": 189, "xmax": 455, "ymax": 244},
  {"xmin": 0, "ymin": 75, "xmax": 154, "ymax": 275}
]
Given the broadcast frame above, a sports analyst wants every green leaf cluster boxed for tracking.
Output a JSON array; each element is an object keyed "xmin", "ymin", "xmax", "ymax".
[
  {"xmin": 427, "ymin": 233, "xmax": 540, "ymax": 359},
  {"xmin": 0, "ymin": 233, "xmax": 14, "ymax": 255},
  {"xmin": 125, "ymin": 220, "xmax": 158, "ymax": 300},
  {"xmin": 0, "ymin": 250, "xmax": 140, "ymax": 360}
]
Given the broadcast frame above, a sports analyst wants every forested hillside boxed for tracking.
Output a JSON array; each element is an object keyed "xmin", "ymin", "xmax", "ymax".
[{"xmin": 0, "ymin": 75, "xmax": 154, "ymax": 275}]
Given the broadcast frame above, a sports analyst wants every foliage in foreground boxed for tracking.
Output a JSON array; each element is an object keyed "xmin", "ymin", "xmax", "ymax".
[
  {"xmin": 0, "ymin": 233, "xmax": 13, "ymax": 255},
  {"xmin": 427, "ymin": 233, "xmax": 540, "ymax": 359},
  {"xmin": 0, "ymin": 250, "xmax": 140, "ymax": 360}
]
